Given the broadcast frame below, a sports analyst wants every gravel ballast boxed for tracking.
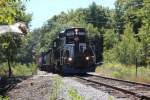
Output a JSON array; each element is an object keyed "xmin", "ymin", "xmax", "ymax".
[
  {"xmin": 7, "ymin": 71, "xmax": 120, "ymax": 100},
  {"xmin": 58, "ymin": 77, "xmax": 118, "ymax": 100}
]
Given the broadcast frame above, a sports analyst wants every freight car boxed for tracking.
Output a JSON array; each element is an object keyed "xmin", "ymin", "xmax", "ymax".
[{"xmin": 38, "ymin": 27, "xmax": 97, "ymax": 74}]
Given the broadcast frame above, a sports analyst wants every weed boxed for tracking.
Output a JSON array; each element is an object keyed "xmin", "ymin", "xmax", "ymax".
[
  {"xmin": 49, "ymin": 75, "xmax": 63, "ymax": 100},
  {"xmin": 49, "ymin": 75, "xmax": 84, "ymax": 100},
  {"xmin": 68, "ymin": 87, "xmax": 84, "ymax": 100},
  {"xmin": 108, "ymin": 96, "xmax": 114, "ymax": 100},
  {"xmin": 0, "ymin": 95, "xmax": 9, "ymax": 100}
]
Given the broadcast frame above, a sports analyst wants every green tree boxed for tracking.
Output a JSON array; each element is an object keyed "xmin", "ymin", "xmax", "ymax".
[
  {"xmin": 111, "ymin": 0, "xmax": 150, "ymax": 65},
  {"xmin": 0, "ymin": 0, "xmax": 32, "ymax": 77},
  {"xmin": 104, "ymin": 24, "xmax": 143, "ymax": 65},
  {"xmin": 106, "ymin": 23, "xmax": 142, "ymax": 65}
]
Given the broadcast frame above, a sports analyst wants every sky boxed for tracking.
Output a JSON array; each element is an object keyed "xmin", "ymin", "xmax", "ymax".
[{"xmin": 25, "ymin": 0, "xmax": 116, "ymax": 30}]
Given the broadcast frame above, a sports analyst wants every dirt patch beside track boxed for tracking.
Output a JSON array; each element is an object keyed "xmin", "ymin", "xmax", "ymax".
[{"xmin": 7, "ymin": 71, "xmax": 54, "ymax": 100}]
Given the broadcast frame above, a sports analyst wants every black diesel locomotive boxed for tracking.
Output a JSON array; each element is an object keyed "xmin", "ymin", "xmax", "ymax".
[{"xmin": 38, "ymin": 27, "xmax": 97, "ymax": 74}]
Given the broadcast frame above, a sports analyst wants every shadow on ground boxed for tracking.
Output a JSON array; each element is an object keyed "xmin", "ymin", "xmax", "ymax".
[{"xmin": 0, "ymin": 76, "xmax": 29, "ymax": 97}]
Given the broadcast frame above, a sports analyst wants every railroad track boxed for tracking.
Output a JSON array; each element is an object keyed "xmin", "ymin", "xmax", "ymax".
[{"xmin": 75, "ymin": 73, "xmax": 150, "ymax": 100}]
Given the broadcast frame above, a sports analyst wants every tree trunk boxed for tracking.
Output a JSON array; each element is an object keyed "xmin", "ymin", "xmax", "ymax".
[{"xmin": 8, "ymin": 58, "xmax": 12, "ymax": 77}]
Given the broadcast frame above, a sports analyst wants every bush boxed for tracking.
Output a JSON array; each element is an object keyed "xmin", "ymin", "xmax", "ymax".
[
  {"xmin": 13, "ymin": 63, "xmax": 37, "ymax": 76},
  {"xmin": 0, "ymin": 63, "xmax": 37, "ymax": 77}
]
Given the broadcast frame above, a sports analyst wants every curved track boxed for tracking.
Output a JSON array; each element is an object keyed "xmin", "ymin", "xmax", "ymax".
[{"xmin": 75, "ymin": 73, "xmax": 150, "ymax": 100}]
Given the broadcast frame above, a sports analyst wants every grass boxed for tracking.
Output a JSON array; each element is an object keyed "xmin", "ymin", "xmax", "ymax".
[
  {"xmin": 0, "ymin": 95, "xmax": 8, "ymax": 100},
  {"xmin": 96, "ymin": 63, "xmax": 150, "ymax": 83},
  {"xmin": 49, "ymin": 75, "xmax": 63, "ymax": 100},
  {"xmin": 12, "ymin": 63, "xmax": 37, "ymax": 76},
  {"xmin": 68, "ymin": 87, "xmax": 84, "ymax": 100},
  {"xmin": 0, "ymin": 63, "xmax": 37, "ymax": 77}
]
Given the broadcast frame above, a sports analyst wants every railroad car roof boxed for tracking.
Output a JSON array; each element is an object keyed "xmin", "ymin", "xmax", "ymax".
[
  {"xmin": 59, "ymin": 27, "xmax": 87, "ymax": 37},
  {"xmin": 64, "ymin": 27, "xmax": 86, "ymax": 32}
]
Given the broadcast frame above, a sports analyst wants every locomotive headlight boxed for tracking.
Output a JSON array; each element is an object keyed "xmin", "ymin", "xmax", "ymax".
[
  {"xmin": 85, "ymin": 56, "xmax": 90, "ymax": 60},
  {"xmin": 68, "ymin": 57, "xmax": 72, "ymax": 61}
]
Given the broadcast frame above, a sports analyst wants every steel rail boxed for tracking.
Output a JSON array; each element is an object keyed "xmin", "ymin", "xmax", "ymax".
[
  {"xmin": 76, "ymin": 76, "xmax": 150, "ymax": 100},
  {"xmin": 87, "ymin": 73, "xmax": 150, "ymax": 87}
]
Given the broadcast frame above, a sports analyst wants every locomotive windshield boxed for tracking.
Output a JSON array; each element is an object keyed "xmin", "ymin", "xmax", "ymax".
[
  {"xmin": 65, "ymin": 28, "xmax": 86, "ymax": 44},
  {"xmin": 66, "ymin": 36, "xmax": 74, "ymax": 44}
]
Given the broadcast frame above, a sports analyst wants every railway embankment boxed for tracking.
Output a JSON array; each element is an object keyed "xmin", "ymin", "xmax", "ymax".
[
  {"xmin": 1, "ymin": 68, "xmax": 149, "ymax": 100},
  {"xmin": 1, "ymin": 70, "xmax": 118, "ymax": 100}
]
